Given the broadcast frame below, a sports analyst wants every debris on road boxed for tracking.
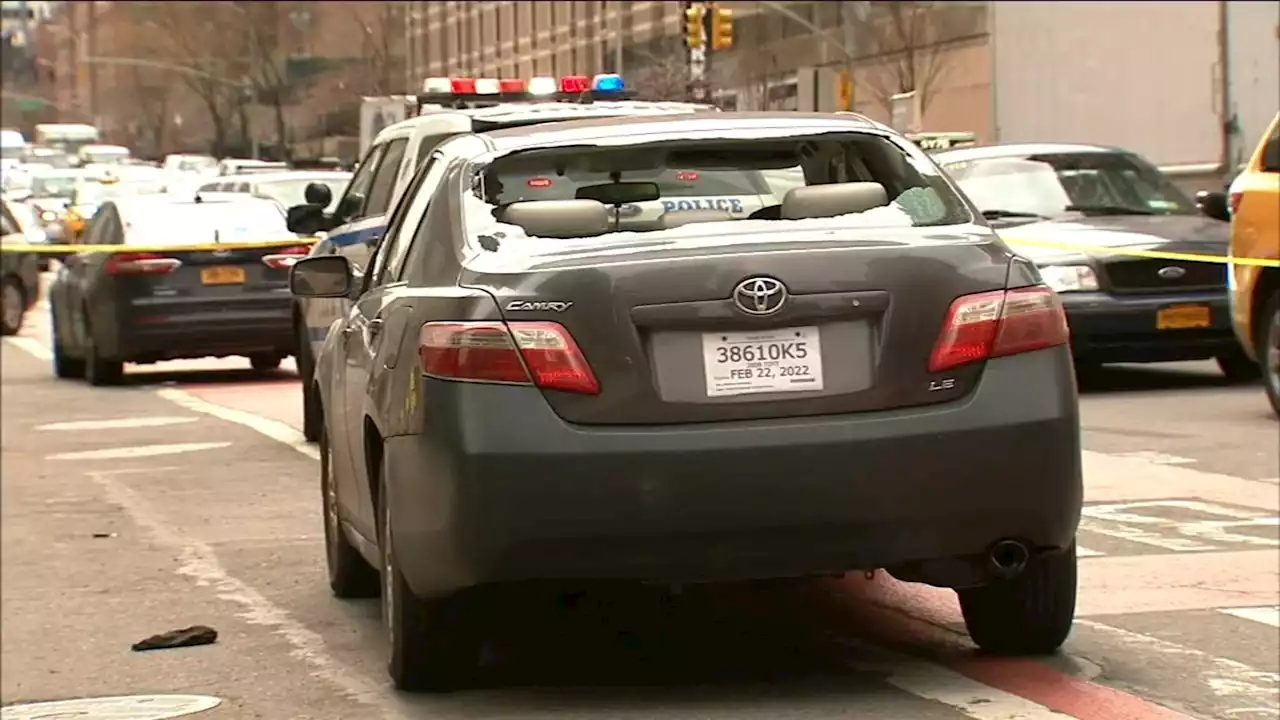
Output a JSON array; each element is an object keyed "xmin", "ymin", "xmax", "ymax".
[{"xmin": 131, "ymin": 625, "xmax": 218, "ymax": 652}]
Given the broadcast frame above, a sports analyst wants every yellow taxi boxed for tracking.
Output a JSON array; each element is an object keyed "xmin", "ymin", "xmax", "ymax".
[
  {"xmin": 1224, "ymin": 112, "xmax": 1280, "ymax": 416},
  {"xmin": 61, "ymin": 174, "xmax": 121, "ymax": 243}
]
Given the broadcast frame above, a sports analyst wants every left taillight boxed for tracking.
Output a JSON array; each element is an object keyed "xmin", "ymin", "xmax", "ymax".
[
  {"xmin": 106, "ymin": 252, "xmax": 182, "ymax": 275},
  {"xmin": 262, "ymin": 245, "xmax": 312, "ymax": 270},
  {"xmin": 418, "ymin": 320, "xmax": 600, "ymax": 395}
]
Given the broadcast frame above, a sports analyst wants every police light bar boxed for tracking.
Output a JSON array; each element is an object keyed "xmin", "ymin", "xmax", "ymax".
[{"xmin": 417, "ymin": 74, "xmax": 633, "ymax": 107}]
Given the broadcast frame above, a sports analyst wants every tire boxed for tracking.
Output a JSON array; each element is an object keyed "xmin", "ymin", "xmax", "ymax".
[
  {"xmin": 379, "ymin": 456, "xmax": 479, "ymax": 693},
  {"xmin": 1216, "ymin": 349, "xmax": 1261, "ymax": 382},
  {"xmin": 83, "ymin": 314, "xmax": 124, "ymax": 386},
  {"xmin": 249, "ymin": 353, "xmax": 282, "ymax": 371},
  {"xmin": 1257, "ymin": 290, "xmax": 1280, "ymax": 418},
  {"xmin": 51, "ymin": 304, "xmax": 85, "ymax": 380},
  {"xmin": 0, "ymin": 277, "xmax": 25, "ymax": 336},
  {"xmin": 957, "ymin": 543, "xmax": 1077, "ymax": 655},
  {"xmin": 320, "ymin": 422, "xmax": 379, "ymax": 598},
  {"xmin": 297, "ymin": 325, "xmax": 322, "ymax": 442}
]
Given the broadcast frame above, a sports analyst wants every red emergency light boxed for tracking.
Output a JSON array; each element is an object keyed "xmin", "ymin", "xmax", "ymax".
[{"xmin": 417, "ymin": 74, "xmax": 634, "ymax": 107}]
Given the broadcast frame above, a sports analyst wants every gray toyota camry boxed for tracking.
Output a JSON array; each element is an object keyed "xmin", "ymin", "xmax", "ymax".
[{"xmin": 289, "ymin": 112, "xmax": 1084, "ymax": 692}]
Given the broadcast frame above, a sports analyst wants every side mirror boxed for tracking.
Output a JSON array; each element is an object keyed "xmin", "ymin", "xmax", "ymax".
[
  {"xmin": 1195, "ymin": 190, "xmax": 1231, "ymax": 222},
  {"xmin": 289, "ymin": 255, "xmax": 353, "ymax": 298},
  {"xmin": 303, "ymin": 182, "xmax": 333, "ymax": 207},
  {"xmin": 286, "ymin": 203, "xmax": 328, "ymax": 235}
]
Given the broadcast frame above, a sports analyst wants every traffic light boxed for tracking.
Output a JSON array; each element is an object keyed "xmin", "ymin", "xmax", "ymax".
[
  {"xmin": 685, "ymin": 5, "xmax": 705, "ymax": 50},
  {"xmin": 711, "ymin": 5, "xmax": 734, "ymax": 51}
]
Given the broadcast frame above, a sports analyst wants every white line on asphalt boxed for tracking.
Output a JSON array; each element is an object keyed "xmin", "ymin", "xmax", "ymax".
[
  {"xmin": 156, "ymin": 388, "xmax": 320, "ymax": 461},
  {"xmin": 1219, "ymin": 606, "xmax": 1280, "ymax": 628},
  {"xmin": 86, "ymin": 470, "xmax": 404, "ymax": 718},
  {"xmin": 1076, "ymin": 619, "xmax": 1280, "ymax": 714},
  {"xmin": 845, "ymin": 644, "xmax": 1075, "ymax": 719},
  {"xmin": 3, "ymin": 335, "xmax": 51, "ymax": 361},
  {"xmin": 47, "ymin": 442, "xmax": 232, "ymax": 461},
  {"xmin": 1077, "ymin": 546, "xmax": 1105, "ymax": 557},
  {"xmin": 36, "ymin": 416, "xmax": 200, "ymax": 431},
  {"xmin": 1111, "ymin": 451, "xmax": 1196, "ymax": 465}
]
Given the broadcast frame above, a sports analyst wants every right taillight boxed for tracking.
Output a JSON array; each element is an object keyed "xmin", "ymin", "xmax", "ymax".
[
  {"xmin": 106, "ymin": 252, "xmax": 182, "ymax": 275},
  {"xmin": 418, "ymin": 321, "xmax": 600, "ymax": 395},
  {"xmin": 1229, "ymin": 191, "xmax": 1243, "ymax": 216},
  {"xmin": 929, "ymin": 285, "xmax": 1070, "ymax": 373}
]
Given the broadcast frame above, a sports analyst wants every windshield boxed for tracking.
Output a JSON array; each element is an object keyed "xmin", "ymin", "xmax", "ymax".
[
  {"xmin": 124, "ymin": 202, "xmax": 289, "ymax": 246},
  {"xmin": 469, "ymin": 131, "xmax": 970, "ymax": 242},
  {"xmin": 31, "ymin": 174, "xmax": 79, "ymax": 199},
  {"xmin": 83, "ymin": 149, "xmax": 129, "ymax": 164},
  {"xmin": 941, "ymin": 151, "xmax": 1198, "ymax": 218},
  {"xmin": 255, "ymin": 177, "xmax": 349, "ymax": 211},
  {"xmin": 177, "ymin": 157, "xmax": 218, "ymax": 173}
]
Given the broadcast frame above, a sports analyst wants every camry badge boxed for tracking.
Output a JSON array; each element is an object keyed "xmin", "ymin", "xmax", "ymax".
[
  {"xmin": 1157, "ymin": 266, "xmax": 1187, "ymax": 280},
  {"xmin": 732, "ymin": 276, "xmax": 787, "ymax": 316}
]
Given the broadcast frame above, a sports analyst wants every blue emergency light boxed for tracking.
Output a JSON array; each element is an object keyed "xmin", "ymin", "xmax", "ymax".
[{"xmin": 592, "ymin": 74, "xmax": 626, "ymax": 94}]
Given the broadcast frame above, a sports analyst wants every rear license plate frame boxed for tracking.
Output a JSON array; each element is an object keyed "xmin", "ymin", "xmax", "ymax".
[
  {"xmin": 200, "ymin": 266, "xmax": 246, "ymax": 286},
  {"xmin": 701, "ymin": 325, "xmax": 824, "ymax": 398},
  {"xmin": 1156, "ymin": 304, "xmax": 1211, "ymax": 330}
]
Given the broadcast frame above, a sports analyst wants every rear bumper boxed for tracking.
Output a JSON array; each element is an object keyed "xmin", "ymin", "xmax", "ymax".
[
  {"xmin": 1061, "ymin": 290, "xmax": 1238, "ymax": 363},
  {"xmin": 385, "ymin": 348, "xmax": 1083, "ymax": 598},
  {"xmin": 106, "ymin": 301, "xmax": 295, "ymax": 362}
]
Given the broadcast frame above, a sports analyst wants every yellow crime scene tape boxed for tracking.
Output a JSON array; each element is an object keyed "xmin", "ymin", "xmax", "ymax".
[
  {"xmin": 0, "ymin": 237, "xmax": 1275, "ymax": 268},
  {"xmin": 0, "ymin": 238, "xmax": 317, "ymax": 254}
]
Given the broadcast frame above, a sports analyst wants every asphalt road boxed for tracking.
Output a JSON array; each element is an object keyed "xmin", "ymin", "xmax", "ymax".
[{"xmin": 2, "ymin": 303, "xmax": 1277, "ymax": 720}]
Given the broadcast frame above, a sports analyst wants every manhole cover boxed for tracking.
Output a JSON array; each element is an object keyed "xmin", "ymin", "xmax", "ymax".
[{"xmin": 1, "ymin": 695, "xmax": 221, "ymax": 720}]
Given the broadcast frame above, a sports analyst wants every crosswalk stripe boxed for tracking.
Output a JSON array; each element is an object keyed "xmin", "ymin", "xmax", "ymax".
[{"xmin": 1219, "ymin": 606, "xmax": 1280, "ymax": 628}]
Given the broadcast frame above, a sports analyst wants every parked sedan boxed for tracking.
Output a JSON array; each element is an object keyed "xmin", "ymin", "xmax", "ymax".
[
  {"xmin": 936, "ymin": 143, "xmax": 1255, "ymax": 379},
  {"xmin": 1, "ymin": 200, "xmax": 41, "ymax": 335},
  {"xmin": 290, "ymin": 112, "xmax": 1083, "ymax": 692},
  {"xmin": 48, "ymin": 194, "xmax": 311, "ymax": 385}
]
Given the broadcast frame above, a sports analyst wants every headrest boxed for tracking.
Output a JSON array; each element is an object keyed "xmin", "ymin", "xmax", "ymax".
[
  {"xmin": 660, "ymin": 209, "xmax": 733, "ymax": 229},
  {"xmin": 501, "ymin": 199, "xmax": 610, "ymax": 239},
  {"xmin": 781, "ymin": 182, "xmax": 888, "ymax": 220}
]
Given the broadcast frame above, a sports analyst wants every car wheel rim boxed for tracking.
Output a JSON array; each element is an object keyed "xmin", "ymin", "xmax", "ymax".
[
  {"xmin": 1, "ymin": 284, "xmax": 22, "ymax": 330},
  {"xmin": 1267, "ymin": 307, "xmax": 1280, "ymax": 386}
]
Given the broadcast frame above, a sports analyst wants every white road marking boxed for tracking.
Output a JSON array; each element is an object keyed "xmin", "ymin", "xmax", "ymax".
[
  {"xmin": 156, "ymin": 388, "xmax": 319, "ymax": 460},
  {"xmin": 846, "ymin": 644, "xmax": 1075, "ymax": 719},
  {"xmin": 1111, "ymin": 451, "xmax": 1197, "ymax": 465},
  {"xmin": 1219, "ymin": 606, "xmax": 1280, "ymax": 628},
  {"xmin": 1077, "ymin": 619, "xmax": 1280, "ymax": 715},
  {"xmin": 1077, "ymin": 546, "xmax": 1105, "ymax": 557},
  {"xmin": 1080, "ymin": 501, "xmax": 1279, "ymax": 552},
  {"xmin": 46, "ymin": 442, "xmax": 232, "ymax": 461},
  {"xmin": 86, "ymin": 471, "xmax": 402, "ymax": 718},
  {"xmin": 3, "ymin": 335, "xmax": 51, "ymax": 360},
  {"xmin": 36, "ymin": 416, "xmax": 200, "ymax": 431}
]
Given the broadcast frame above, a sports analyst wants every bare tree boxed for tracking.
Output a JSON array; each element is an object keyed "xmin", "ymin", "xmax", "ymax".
[
  {"xmin": 849, "ymin": 1, "xmax": 986, "ymax": 116},
  {"xmin": 346, "ymin": 2, "xmax": 406, "ymax": 96},
  {"xmin": 123, "ymin": 2, "xmax": 251, "ymax": 156},
  {"xmin": 625, "ymin": 36, "xmax": 734, "ymax": 102},
  {"xmin": 237, "ymin": 0, "xmax": 297, "ymax": 159}
]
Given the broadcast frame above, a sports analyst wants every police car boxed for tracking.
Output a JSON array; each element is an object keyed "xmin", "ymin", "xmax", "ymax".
[{"xmin": 286, "ymin": 73, "xmax": 717, "ymax": 440}]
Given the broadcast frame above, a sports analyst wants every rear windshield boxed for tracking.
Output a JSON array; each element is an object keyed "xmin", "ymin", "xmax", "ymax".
[
  {"xmin": 465, "ymin": 131, "xmax": 970, "ymax": 241},
  {"xmin": 123, "ymin": 202, "xmax": 289, "ymax": 246}
]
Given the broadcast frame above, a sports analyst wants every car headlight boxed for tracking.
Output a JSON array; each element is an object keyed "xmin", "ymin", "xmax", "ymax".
[
  {"xmin": 40, "ymin": 210, "xmax": 57, "ymax": 222},
  {"xmin": 1039, "ymin": 265, "xmax": 1100, "ymax": 293}
]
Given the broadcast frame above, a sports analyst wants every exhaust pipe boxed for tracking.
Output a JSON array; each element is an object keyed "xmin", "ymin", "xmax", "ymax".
[{"xmin": 987, "ymin": 539, "xmax": 1030, "ymax": 578}]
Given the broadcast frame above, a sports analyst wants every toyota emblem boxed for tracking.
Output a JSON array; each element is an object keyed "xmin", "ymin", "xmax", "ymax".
[
  {"xmin": 732, "ymin": 276, "xmax": 787, "ymax": 316},
  {"xmin": 1157, "ymin": 265, "xmax": 1187, "ymax": 280}
]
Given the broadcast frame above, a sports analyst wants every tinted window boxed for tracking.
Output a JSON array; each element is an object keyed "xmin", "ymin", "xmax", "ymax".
[
  {"xmin": 470, "ymin": 131, "xmax": 967, "ymax": 238},
  {"xmin": 337, "ymin": 144, "xmax": 385, "ymax": 219},
  {"xmin": 1261, "ymin": 127, "xmax": 1280, "ymax": 173},
  {"xmin": 943, "ymin": 151, "xmax": 1197, "ymax": 217},
  {"xmin": 364, "ymin": 138, "xmax": 409, "ymax": 216}
]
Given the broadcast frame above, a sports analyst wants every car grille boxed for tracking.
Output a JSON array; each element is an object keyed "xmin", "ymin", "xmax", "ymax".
[{"xmin": 1101, "ymin": 259, "xmax": 1227, "ymax": 293}]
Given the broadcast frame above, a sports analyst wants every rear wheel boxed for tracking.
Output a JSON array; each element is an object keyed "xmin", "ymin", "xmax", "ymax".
[
  {"xmin": 1216, "ymin": 349, "xmax": 1261, "ymax": 382},
  {"xmin": 1257, "ymin": 291, "xmax": 1280, "ymax": 418},
  {"xmin": 379, "ymin": 457, "xmax": 479, "ymax": 692},
  {"xmin": 1, "ymin": 277, "xmax": 25, "ymax": 336},
  {"xmin": 83, "ymin": 314, "xmax": 124, "ymax": 386},
  {"xmin": 249, "ymin": 353, "xmax": 282, "ymax": 372},
  {"xmin": 957, "ymin": 543, "xmax": 1077, "ymax": 655},
  {"xmin": 320, "ymin": 422, "xmax": 379, "ymax": 598},
  {"xmin": 51, "ymin": 304, "xmax": 84, "ymax": 379}
]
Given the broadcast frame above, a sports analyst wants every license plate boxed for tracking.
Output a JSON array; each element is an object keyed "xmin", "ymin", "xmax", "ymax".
[
  {"xmin": 1156, "ymin": 304, "xmax": 1211, "ymax": 330},
  {"xmin": 701, "ymin": 326, "xmax": 824, "ymax": 397},
  {"xmin": 201, "ymin": 266, "xmax": 246, "ymax": 285}
]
